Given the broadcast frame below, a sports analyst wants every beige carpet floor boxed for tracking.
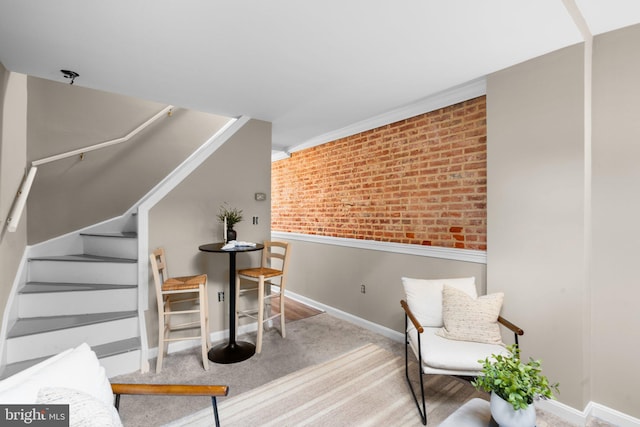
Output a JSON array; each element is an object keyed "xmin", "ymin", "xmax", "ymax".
[{"xmin": 165, "ymin": 343, "xmax": 484, "ymax": 426}]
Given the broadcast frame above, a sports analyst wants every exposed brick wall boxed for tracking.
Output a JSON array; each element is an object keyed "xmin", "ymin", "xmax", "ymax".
[{"xmin": 271, "ymin": 96, "xmax": 487, "ymax": 250}]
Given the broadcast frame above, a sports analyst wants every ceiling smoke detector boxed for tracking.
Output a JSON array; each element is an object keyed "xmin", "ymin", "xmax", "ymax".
[{"xmin": 60, "ymin": 69, "xmax": 79, "ymax": 85}]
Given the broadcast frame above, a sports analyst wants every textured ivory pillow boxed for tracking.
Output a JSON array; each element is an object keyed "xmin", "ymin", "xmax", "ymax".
[
  {"xmin": 436, "ymin": 284, "xmax": 505, "ymax": 345},
  {"xmin": 402, "ymin": 277, "xmax": 477, "ymax": 327},
  {"xmin": 37, "ymin": 387, "xmax": 123, "ymax": 427}
]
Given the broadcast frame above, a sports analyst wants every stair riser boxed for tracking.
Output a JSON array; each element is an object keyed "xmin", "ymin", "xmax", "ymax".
[
  {"xmin": 28, "ymin": 261, "xmax": 137, "ymax": 285},
  {"xmin": 6, "ymin": 317, "xmax": 139, "ymax": 363},
  {"xmin": 101, "ymin": 350, "xmax": 142, "ymax": 378},
  {"xmin": 18, "ymin": 289, "xmax": 138, "ymax": 317},
  {"xmin": 82, "ymin": 236, "xmax": 137, "ymax": 260}
]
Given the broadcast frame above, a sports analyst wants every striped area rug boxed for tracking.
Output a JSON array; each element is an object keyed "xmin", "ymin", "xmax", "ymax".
[{"xmin": 165, "ymin": 343, "xmax": 486, "ymax": 427}]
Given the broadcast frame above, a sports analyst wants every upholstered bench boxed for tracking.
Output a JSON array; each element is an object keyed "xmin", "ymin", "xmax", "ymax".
[
  {"xmin": 0, "ymin": 343, "xmax": 123, "ymax": 425},
  {"xmin": 0, "ymin": 343, "xmax": 228, "ymax": 426}
]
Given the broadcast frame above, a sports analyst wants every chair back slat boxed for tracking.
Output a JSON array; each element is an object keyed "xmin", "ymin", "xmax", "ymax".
[
  {"xmin": 261, "ymin": 241, "xmax": 289, "ymax": 273},
  {"xmin": 149, "ymin": 248, "xmax": 168, "ymax": 313}
]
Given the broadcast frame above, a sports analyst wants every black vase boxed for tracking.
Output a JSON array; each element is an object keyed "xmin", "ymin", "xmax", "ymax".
[{"xmin": 226, "ymin": 228, "xmax": 237, "ymax": 242}]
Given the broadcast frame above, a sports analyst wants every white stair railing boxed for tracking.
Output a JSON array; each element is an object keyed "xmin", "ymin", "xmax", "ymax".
[{"xmin": 5, "ymin": 105, "xmax": 175, "ymax": 233}]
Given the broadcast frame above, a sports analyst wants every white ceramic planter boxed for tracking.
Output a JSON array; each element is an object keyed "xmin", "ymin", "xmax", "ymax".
[{"xmin": 490, "ymin": 391, "xmax": 536, "ymax": 427}]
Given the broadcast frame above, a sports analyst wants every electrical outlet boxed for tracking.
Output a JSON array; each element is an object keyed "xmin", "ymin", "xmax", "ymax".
[
  {"xmin": 360, "ymin": 284, "xmax": 366, "ymax": 294},
  {"xmin": 217, "ymin": 292, "xmax": 224, "ymax": 302}
]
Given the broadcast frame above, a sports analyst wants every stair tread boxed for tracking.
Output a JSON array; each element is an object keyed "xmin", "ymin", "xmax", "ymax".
[
  {"xmin": 29, "ymin": 254, "xmax": 137, "ymax": 263},
  {"xmin": 7, "ymin": 311, "xmax": 138, "ymax": 338},
  {"xmin": 20, "ymin": 282, "xmax": 137, "ymax": 294},
  {"xmin": 0, "ymin": 337, "xmax": 141, "ymax": 380},
  {"xmin": 94, "ymin": 336, "xmax": 141, "ymax": 358},
  {"xmin": 80, "ymin": 232, "xmax": 137, "ymax": 238}
]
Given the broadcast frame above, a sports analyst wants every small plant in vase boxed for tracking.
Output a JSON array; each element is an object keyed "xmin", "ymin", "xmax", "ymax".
[
  {"xmin": 217, "ymin": 203, "xmax": 243, "ymax": 242},
  {"xmin": 472, "ymin": 344, "xmax": 559, "ymax": 427}
]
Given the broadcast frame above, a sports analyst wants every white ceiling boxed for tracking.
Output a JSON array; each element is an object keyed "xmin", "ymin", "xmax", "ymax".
[{"xmin": 1, "ymin": 1, "xmax": 640, "ymax": 153}]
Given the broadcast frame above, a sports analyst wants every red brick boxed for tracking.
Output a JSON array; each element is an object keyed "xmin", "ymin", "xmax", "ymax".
[{"xmin": 271, "ymin": 96, "xmax": 487, "ymax": 250}]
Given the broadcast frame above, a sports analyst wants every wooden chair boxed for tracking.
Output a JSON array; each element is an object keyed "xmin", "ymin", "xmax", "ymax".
[
  {"xmin": 112, "ymin": 383, "xmax": 228, "ymax": 427},
  {"xmin": 400, "ymin": 277, "xmax": 524, "ymax": 425},
  {"xmin": 235, "ymin": 241, "xmax": 290, "ymax": 353},
  {"xmin": 149, "ymin": 248, "xmax": 210, "ymax": 373}
]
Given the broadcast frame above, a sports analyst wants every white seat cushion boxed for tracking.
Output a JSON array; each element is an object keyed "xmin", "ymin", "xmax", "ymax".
[{"xmin": 408, "ymin": 327, "xmax": 508, "ymax": 374}]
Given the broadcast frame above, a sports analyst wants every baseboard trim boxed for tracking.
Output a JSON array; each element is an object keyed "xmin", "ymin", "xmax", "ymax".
[
  {"xmin": 537, "ymin": 398, "xmax": 640, "ymax": 427},
  {"xmin": 586, "ymin": 401, "xmax": 640, "ymax": 427},
  {"xmin": 536, "ymin": 399, "xmax": 587, "ymax": 426},
  {"xmin": 283, "ymin": 290, "xmax": 404, "ymax": 343}
]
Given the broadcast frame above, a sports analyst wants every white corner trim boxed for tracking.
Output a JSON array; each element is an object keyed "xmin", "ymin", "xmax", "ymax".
[
  {"xmin": 134, "ymin": 116, "xmax": 248, "ymax": 212},
  {"xmin": 536, "ymin": 399, "xmax": 588, "ymax": 426},
  {"xmin": 0, "ymin": 249, "xmax": 29, "ymax": 366},
  {"xmin": 271, "ymin": 231, "xmax": 487, "ymax": 264},
  {"xmin": 284, "ymin": 289, "xmax": 405, "ymax": 343},
  {"xmin": 537, "ymin": 398, "xmax": 640, "ymax": 427},
  {"xmin": 271, "ymin": 149, "xmax": 291, "ymax": 162},
  {"xmin": 285, "ymin": 78, "xmax": 486, "ymax": 155},
  {"xmin": 586, "ymin": 401, "xmax": 640, "ymax": 427}
]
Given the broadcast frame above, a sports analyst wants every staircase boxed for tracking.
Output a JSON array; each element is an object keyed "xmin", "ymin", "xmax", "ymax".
[{"xmin": 2, "ymin": 231, "xmax": 142, "ymax": 379}]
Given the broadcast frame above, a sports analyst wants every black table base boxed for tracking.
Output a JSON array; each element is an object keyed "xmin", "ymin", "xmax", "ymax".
[
  {"xmin": 208, "ymin": 341, "xmax": 255, "ymax": 364},
  {"xmin": 199, "ymin": 242, "xmax": 264, "ymax": 364}
]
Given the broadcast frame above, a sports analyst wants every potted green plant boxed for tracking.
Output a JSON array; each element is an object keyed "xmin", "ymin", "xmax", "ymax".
[
  {"xmin": 471, "ymin": 344, "xmax": 559, "ymax": 426},
  {"xmin": 217, "ymin": 203, "xmax": 243, "ymax": 241}
]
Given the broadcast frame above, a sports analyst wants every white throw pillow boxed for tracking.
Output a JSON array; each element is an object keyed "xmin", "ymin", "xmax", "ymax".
[
  {"xmin": 402, "ymin": 277, "xmax": 477, "ymax": 327},
  {"xmin": 0, "ymin": 348, "xmax": 74, "ymax": 396},
  {"xmin": 37, "ymin": 387, "xmax": 122, "ymax": 427},
  {"xmin": 436, "ymin": 284, "xmax": 505, "ymax": 345},
  {"xmin": 0, "ymin": 343, "xmax": 113, "ymax": 406}
]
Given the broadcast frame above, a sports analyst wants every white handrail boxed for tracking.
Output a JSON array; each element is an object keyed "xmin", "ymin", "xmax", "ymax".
[
  {"xmin": 5, "ymin": 105, "xmax": 175, "ymax": 232},
  {"xmin": 32, "ymin": 105, "xmax": 174, "ymax": 166},
  {"xmin": 6, "ymin": 166, "xmax": 37, "ymax": 232}
]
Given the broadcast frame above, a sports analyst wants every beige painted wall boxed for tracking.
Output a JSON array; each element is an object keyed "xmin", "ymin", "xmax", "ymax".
[
  {"xmin": 591, "ymin": 24, "xmax": 640, "ymax": 416},
  {"xmin": 487, "ymin": 44, "xmax": 586, "ymax": 410},
  {"xmin": 0, "ymin": 67, "xmax": 28, "ymax": 338},
  {"xmin": 26, "ymin": 77, "xmax": 230, "ymax": 243},
  {"xmin": 488, "ymin": 25, "xmax": 640, "ymax": 418},
  {"xmin": 147, "ymin": 119, "xmax": 272, "ymax": 345},
  {"xmin": 282, "ymin": 239, "xmax": 486, "ymax": 333}
]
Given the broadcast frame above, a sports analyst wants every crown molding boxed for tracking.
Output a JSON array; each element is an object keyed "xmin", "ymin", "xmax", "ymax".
[{"xmin": 284, "ymin": 78, "xmax": 486, "ymax": 156}]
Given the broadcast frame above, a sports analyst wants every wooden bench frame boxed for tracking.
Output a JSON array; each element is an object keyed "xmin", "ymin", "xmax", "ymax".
[{"xmin": 111, "ymin": 383, "xmax": 229, "ymax": 427}]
